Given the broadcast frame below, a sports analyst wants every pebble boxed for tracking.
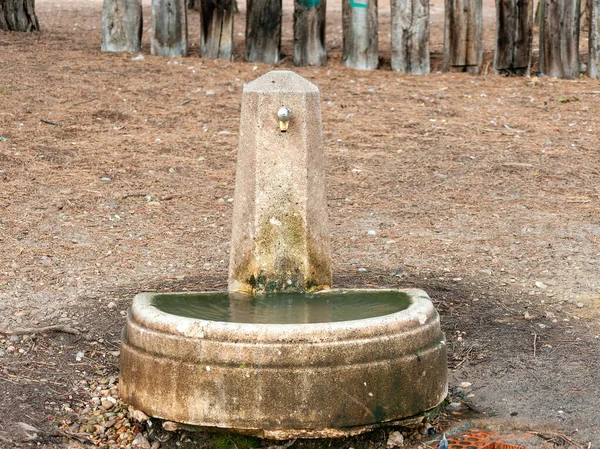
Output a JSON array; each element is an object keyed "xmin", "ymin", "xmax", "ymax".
[
  {"xmin": 107, "ymin": 302, "xmax": 117, "ymax": 310},
  {"xmin": 162, "ymin": 421, "xmax": 180, "ymax": 432},
  {"xmin": 577, "ymin": 302, "xmax": 584, "ymax": 308},
  {"xmin": 132, "ymin": 409, "xmax": 149, "ymax": 423},
  {"xmin": 386, "ymin": 431, "xmax": 404, "ymax": 448},
  {"xmin": 357, "ymin": 268, "xmax": 367, "ymax": 272},
  {"xmin": 535, "ymin": 281, "xmax": 548, "ymax": 289},
  {"xmin": 132, "ymin": 433, "xmax": 151, "ymax": 448},
  {"xmin": 101, "ymin": 399, "xmax": 115, "ymax": 410}
]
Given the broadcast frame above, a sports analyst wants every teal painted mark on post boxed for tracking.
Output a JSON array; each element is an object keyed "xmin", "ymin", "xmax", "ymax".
[
  {"xmin": 301, "ymin": 0, "xmax": 320, "ymax": 7},
  {"xmin": 349, "ymin": 0, "xmax": 368, "ymax": 8}
]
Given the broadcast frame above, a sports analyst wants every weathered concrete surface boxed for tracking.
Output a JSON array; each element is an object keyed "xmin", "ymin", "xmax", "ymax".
[
  {"xmin": 228, "ymin": 71, "xmax": 332, "ymax": 294},
  {"xmin": 120, "ymin": 288, "xmax": 448, "ymax": 439}
]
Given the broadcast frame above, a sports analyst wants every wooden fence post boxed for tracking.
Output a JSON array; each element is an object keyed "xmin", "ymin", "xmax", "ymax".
[
  {"xmin": 102, "ymin": 0, "xmax": 143, "ymax": 53},
  {"xmin": 200, "ymin": 0, "xmax": 234, "ymax": 60},
  {"xmin": 539, "ymin": 0, "xmax": 580, "ymax": 78},
  {"xmin": 294, "ymin": 0, "xmax": 327, "ymax": 66},
  {"xmin": 494, "ymin": 0, "xmax": 533, "ymax": 75},
  {"xmin": 590, "ymin": 0, "xmax": 600, "ymax": 78},
  {"xmin": 342, "ymin": 0, "xmax": 378, "ymax": 70},
  {"xmin": 443, "ymin": 0, "xmax": 483, "ymax": 74},
  {"xmin": 391, "ymin": 0, "xmax": 430, "ymax": 74},
  {"xmin": 246, "ymin": 0, "xmax": 282, "ymax": 63},
  {"xmin": 152, "ymin": 0, "xmax": 188, "ymax": 57}
]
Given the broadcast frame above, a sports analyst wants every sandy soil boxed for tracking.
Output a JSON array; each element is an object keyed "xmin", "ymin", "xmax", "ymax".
[{"xmin": 1, "ymin": 0, "xmax": 599, "ymax": 447}]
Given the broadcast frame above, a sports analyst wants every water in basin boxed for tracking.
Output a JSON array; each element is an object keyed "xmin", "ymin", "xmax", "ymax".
[{"xmin": 152, "ymin": 290, "xmax": 411, "ymax": 324}]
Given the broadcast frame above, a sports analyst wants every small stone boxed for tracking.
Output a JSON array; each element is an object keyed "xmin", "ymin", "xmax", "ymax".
[
  {"xmin": 459, "ymin": 381, "xmax": 472, "ymax": 388},
  {"xmin": 151, "ymin": 443, "xmax": 161, "ymax": 449},
  {"xmin": 101, "ymin": 399, "xmax": 115, "ymax": 410},
  {"xmin": 76, "ymin": 351, "xmax": 85, "ymax": 362},
  {"xmin": 535, "ymin": 281, "xmax": 547, "ymax": 289},
  {"xmin": 358, "ymin": 268, "xmax": 367, "ymax": 272},
  {"xmin": 576, "ymin": 302, "xmax": 584, "ymax": 308},
  {"xmin": 132, "ymin": 433, "xmax": 151, "ymax": 448},
  {"xmin": 386, "ymin": 431, "xmax": 404, "ymax": 448},
  {"xmin": 132, "ymin": 409, "xmax": 149, "ymax": 423},
  {"xmin": 367, "ymin": 230, "xmax": 377, "ymax": 235},
  {"xmin": 162, "ymin": 421, "xmax": 180, "ymax": 431},
  {"xmin": 107, "ymin": 302, "xmax": 116, "ymax": 310}
]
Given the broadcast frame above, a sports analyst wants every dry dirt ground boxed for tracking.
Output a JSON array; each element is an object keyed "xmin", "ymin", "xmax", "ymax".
[{"xmin": 1, "ymin": 0, "xmax": 600, "ymax": 447}]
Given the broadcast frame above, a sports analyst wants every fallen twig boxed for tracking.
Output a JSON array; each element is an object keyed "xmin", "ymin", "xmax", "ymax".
[
  {"xmin": 179, "ymin": 98, "xmax": 192, "ymax": 106},
  {"xmin": 40, "ymin": 119, "xmax": 59, "ymax": 126},
  {"xmin": 532, "ymin": 431, "xmax": 585, "ymax": 449},
  {"xmin": 533, "ymin": 332, "xmax": 537, "ymax": 358},
  {"xmin": 50, "ymin": 429, "xmax": 93, "ymax": 444},
  {"xmin": 122, "ymin": 192, "xmax": 148, "ymax": 199},
  {"xmin": 0, "ymin": 325, "xmax": 80, "ymax": 336},
  {"xmin": 72, "ymin": 97, "xmax": 98, "ymax": 107}
]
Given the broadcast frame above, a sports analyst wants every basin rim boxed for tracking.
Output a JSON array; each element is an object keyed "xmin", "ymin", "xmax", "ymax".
[{"xmin": 130, "ymin": 288, "xmax": 437, "ymax": 342}]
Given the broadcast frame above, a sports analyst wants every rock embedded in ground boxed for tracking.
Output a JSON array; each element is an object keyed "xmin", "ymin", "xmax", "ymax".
[{"xmin": 386, "ymin": 430, "xmax": 405, "ymax": 448}]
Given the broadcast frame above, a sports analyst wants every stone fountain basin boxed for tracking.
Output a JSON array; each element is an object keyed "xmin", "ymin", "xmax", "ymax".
[{"xmin": 120, "ymin": 288, "xmax": 447, "ymax": 439}]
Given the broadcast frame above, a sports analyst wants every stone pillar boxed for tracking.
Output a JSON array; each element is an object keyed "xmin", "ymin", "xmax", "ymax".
[
  {"xmin": 102, "ymin": 0, "xmax": 143, "ymax": 53},
  {"xmin": 151, "ymin": 0, "xmax": 188, "ymax": 57},
  {"xmin": 228, "ymin": 71, "xmax": 332, "ymax": 294}
]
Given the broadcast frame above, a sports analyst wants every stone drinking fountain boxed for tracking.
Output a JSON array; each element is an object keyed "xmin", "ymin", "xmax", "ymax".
[{"xmin": 120, "ymin": 71, "xmax": 447, "ymax": 439}]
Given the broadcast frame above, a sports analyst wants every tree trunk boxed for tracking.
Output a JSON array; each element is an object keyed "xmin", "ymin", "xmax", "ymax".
[
  {"xmin": 246, "ymin": 0, "xmax": 282, "ymax": 63},
  {"xmin": 443, "ymin": 0, "xmax": 483, "ymax": 74},
  {"xmin": 188, "ymin": 0, "xmax": 201, "ymax": 10},
  {"xmin": 0, "ymin": 0, "xmax": 39, "ymax": 32},
  {"xmin": 342, "ymin": 0, "xmax": 378, "ymax": 70},
  {"xmin": 102, "ymin": 0, "xmax": 143, "ymax": 53},
  {"xmin": 152, "ymin": 0, "xmax": 188, "ymax": 57},
  {"xmin": 539, "ymin": 0, "xmax": 580, "ymax": 78},
  {"xmin": 293, "ymin": 0, "xmax": 327, "ymax": 66},
  {"xmin": 200, "ymin": 0, "xmax": 234, "ymax": 60},
  {"xmin": 590, "ymin": 0, "xmax": 600, "ymax": 77},
  {"xmin": 494, "ymin": 0, "xmax": 533, "ymax": 75},
  {"xmin": 581, "ymin": 0, "xmax": 589, "ymax": 31},
  {"xmin": 391, "ymin": 0, "xmax": 430, "ymax": 74}
]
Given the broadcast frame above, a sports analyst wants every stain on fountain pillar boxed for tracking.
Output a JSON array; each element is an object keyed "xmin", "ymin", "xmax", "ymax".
[{"xmin": 228, "ymin": 70, "xmax": 332, "ymax": 294}]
